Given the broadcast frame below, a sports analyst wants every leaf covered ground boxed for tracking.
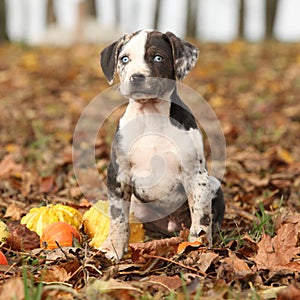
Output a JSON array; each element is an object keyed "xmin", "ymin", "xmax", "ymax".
[{"xmin": 0, "ymin": 41, "xmax": 300, "ymax": 299}]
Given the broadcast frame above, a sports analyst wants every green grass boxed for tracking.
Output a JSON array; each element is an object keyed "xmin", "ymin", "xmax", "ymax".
[
  {"xmin": 22, "ymin": 264, "xmax": 44, "ymax": 300},
  {"xmin": 251, "ymin": 196, "xmax": 284, "ymax": 241},
  {"xmin": 251, "ymin": 202, "xmax": 275, "ymax": 241}
]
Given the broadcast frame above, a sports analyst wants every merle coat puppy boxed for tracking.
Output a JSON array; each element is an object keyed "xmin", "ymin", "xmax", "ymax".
[{"xmin": 99, "ymin": 29, "xmax": 224, "ymax": 261}]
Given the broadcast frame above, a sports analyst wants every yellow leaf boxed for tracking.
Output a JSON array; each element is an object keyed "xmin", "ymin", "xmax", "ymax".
[
  {"xmin": 4, "ymin": 144, "xmax": 19, "ymax": 154},
  {"xmin": 20, "ymin": 52, "xmax": 39, "ymax": 71},
  {"xmin": 210, "ymin": 95, "xmax": 225, "ymax": 108},
  {"xmin": 277, "ymin": 147, "xmax": 293, "ymax": 164}
]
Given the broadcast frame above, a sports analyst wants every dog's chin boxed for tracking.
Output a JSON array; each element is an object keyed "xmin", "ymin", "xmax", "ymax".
[
  {"xmin": 121, "ymin": 87, "xmax": 174, "ymax": 101},
  {"xmin": 121, "ymin": 89, "xmax": 161, "ymax": 101},
  {"xmin": 134, "ymin": 98, "xmax": 159, "ymax": 104},
  {"xmin": 131, "ymin": 93, "xmax": 158, "ymax": 101},
  {"xmin": 120, "ymin": 78, "xmax": 176, "ymax": 101}
]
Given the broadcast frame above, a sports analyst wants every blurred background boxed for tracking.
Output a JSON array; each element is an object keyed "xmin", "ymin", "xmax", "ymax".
[
  {"xmin": 0, "ymin": 3, "xmax": 299, "ymax": 292},
  {"xmin": 0, "ymin": 0, "xmax": 300, "ymax": 45}
]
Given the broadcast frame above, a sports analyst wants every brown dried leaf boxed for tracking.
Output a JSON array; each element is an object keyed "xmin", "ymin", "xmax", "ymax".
[
  {"xmin": 39, "ymin": 176, "xmax": 56, "ymax": 193},
  {"xmin": 0, "ymin": 154, "xmax": 23, "ymax": 178},
  {"xmin": 0, "ymin": 276, "xmax": 24, "ymax": 300},
  {"xmin": 277, "ymin": 285, "xmax": 300, "ymax": 300},
  {"xmin": 253, "ymin": 223, "xmax": 300, "ymax": 272},
  {"xmin": 274, "ymin": 210, "xmax": 300, "ymax": 233},
  {"xmin": 129, "ymin": 237, "xmax": 182, "ymax": 264},
  {"xmin": 43, "ymin": 265, "xmax": 72, "ymax": 283},
  {"xmin": 130, "ymin": 237, "xmax": 182, "ymax": 253},
  {"xmin": 5, "ymin": 221, "xmax": 40, "ymax": 251},
  {"xmin": 30, "ymin": 247, "xmax": 80, "ymax": 264},
  {"xmin": 237, "ymin": 234, "xmax": 258, "ymax": 258},
  {"xmin": 148, "ymin": 275, "xmax": 182, "ymax": 290},
  {"xmin": 218, "ymin": 250, "xmax": 252, "ymax": 280},
  {"xmin": 196, "ymin": 252, "xmax": 219, "ymax": 273},
  {"xmin": 19, "ymin": 172, "xmax": 34, "ymax": 196},
  {"xmin": 86, "ymin": 278, "xmax": 142, "ymax": 299},
  {"xmin": 3, "ymin": 203, "xmax": 23, "ymax": 220},
  {"xmin": 41, "ymin": 259, "xmax": 81, "ymax": 282}
]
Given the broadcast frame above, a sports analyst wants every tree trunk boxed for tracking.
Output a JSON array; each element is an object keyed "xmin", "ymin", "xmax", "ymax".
[
  {"xmin": 238, "ymin": 0, "xmax": 244, "ymax": 38},
  {"xmin": 266, "ymin": 0, "xmax": 278, "ymax": 39},
  {"xmin": 187, "ymin": 0, "xmax": 198, "ymax": 38},
  {"xmin": 0, "ymin": 0, "xmax": 7, "ymax": 41}
]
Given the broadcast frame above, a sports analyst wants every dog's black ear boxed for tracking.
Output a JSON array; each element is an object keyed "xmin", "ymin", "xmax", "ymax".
[
  {"xmin": 165, "ymin": 31, "xmax": 199, "ymax": 81},
  {"xmin": 100, "ymin": 40, "xmax": 120, "ymax": 85},
  {"xmin": 100, "ymin": 33, "xmax": 134, "ymax": 85}
]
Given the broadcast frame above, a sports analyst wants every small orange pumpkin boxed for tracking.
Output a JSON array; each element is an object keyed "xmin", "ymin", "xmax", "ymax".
[
  {"xmin": 0, "ymin": 251, "xmax": 8, "ymax": 265},
  {"xmin": 40, "ymin": 222, "xmax": 81, "ymax": 250}
]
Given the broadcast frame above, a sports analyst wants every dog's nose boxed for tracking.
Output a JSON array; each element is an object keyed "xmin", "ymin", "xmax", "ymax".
[{"xmin": 130, "ymin": 73, "xmax": 145, "ymax": 85}]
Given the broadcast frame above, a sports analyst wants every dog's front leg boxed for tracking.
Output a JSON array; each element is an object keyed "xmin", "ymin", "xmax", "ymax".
[
  {"xmin": 187, "ymin": 174, "xmax": 221, "ymax": 246},
  {"xmin": 99, "ymin": 164, "xmax": 131, "ymax": 261}
]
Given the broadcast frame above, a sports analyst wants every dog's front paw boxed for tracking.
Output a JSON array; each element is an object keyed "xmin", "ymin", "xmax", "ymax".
[
  {"xmin": 189, "ymin": 224, "xmax": 212, "ymax": 246},
  {"xmin": 99, "ymin": 236, "xmax": 128, "ymax": 262}
]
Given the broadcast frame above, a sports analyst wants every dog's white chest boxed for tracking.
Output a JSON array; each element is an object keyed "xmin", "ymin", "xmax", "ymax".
[
  {"xmin": 129, "ymin": 132, "xmax": 180, "ymax": 177},
  {"xmin": 118, "ymin": 101, "xmax": 199, "ymax": 201}
]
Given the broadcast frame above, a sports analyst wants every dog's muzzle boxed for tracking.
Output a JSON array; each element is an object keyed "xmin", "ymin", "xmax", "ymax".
[
  {"xmin": 130, "ymin": 73, "xmax": 146, "ymax": 85},
  {"xmin": 120, "ymin": 74, "xmax": 175, "ymax": 101}
]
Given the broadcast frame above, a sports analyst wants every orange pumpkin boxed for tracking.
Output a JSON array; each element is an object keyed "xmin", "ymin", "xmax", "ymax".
[
  {"xmin": 40, "ymin": 222, "xmax": 81, "ymax": 250},
  {"xmin": 0, "ymin": 251, "xmax": 8, "ymax": 265}
]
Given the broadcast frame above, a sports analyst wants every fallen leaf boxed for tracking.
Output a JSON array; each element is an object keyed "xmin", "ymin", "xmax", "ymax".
[
  {"xmin": 39, "ymin": 260, "xmax": 81, "ymax": 285},
  {"xmin": 275, "ymin": 147, "xmax": 294, "ymax": 164},
  {"xmin": 253, "ymin": 224, "xmax": 300, "ymax": 272},
  {"xmin": 196, "ymin": 252, "xmax": 219, "ymax": 273},
  {"xmin": 253, "ymin": 286, "xmax": 287, "ymax": 299},
  {"xmin": 0, "ymin": 154, "xmax": 23, "ymax": 178},
  {"xmin": 218, "ymin": 250, "xmax": 252, "ymax": 281},
  {"xmin": 148, "ymin": 275, "xmax": 182, "ymax": 291},
  {"xmin": 237, "ymin": 234, "xmax": 258, "ymax": 258},
  {"xmin": 177, "ymin": 240, "xmax": 203, "ymax": 254},
  {"xmin": 39, "ymin": 176, "xmax": 56, "ymax": 193},
  {"xmin": 277, "ymin": 285, "xmax": 300, "ymax": 300},
  {"xmin": 5, "ymin": 221, "xmax": 40, "ymax": 251},
  {"xmin": 274, "ymin": 210, "xmax": 300, "ymax": 233},
  {"xmin": 79, "ymin": 198, "xmax": 92, "ymax": 207},
  {"xmin": 19, "ymin": 172, "xmax": 34, "ymax": 196},
  {"xmin": 129, "ymin": 237, "xmax": 182, "ymax": 264},
  {"xmin": 20, "ymin": 52, "xmax": 39, "ymax": 71},
  {"xmin": 30, "ymin": 246, "xmax": 80, "ymax": 263},
  {"xmin": 3, "ymin": 203, "xmax": 23, "ymax": 220},
  {"xmin": 4, "ymin": 143, "xmax": 20, "ymax": 154},
  {"xmin": 86, "ymin": 278, "xmax": 142, "ymax": 299},
  {"xmin": 43, "ymin": 265, "xmax": 72, "ymax": 283},
  {"xmin": 0, "ymin": 276, "xmax": 24, "ymax": 300}
]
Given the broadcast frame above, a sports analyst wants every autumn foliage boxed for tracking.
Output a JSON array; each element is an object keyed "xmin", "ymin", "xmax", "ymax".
[{"xmin": 0, "ymin": 41, "xmax": 299, "ymax": 299}]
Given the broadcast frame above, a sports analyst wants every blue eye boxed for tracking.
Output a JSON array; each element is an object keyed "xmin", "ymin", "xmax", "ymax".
[
  {"xmin": 153, "ymin": 55, "xmax": 163, "ymax": 62},
  {"xmin": 121, "ymin": 56, "xmax": 129, "ymax": 64}
]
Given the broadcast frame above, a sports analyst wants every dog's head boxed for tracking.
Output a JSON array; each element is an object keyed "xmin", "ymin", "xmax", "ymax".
[{"xmin": 100, "ymin": 30, "xmax": 199, "ymax": 100}]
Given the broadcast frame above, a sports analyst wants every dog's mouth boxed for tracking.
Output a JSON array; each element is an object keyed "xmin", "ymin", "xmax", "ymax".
[
  {"xmin": 122, "ymin": 88, "xmax": 161, "ymax": 100},
  {"xmin": 135, "ymin": 98, "xmax": 160, "ymax": 104},
  {"xmin": 120, "ymin": 77, "xmax": 175, "ymax": 101}
]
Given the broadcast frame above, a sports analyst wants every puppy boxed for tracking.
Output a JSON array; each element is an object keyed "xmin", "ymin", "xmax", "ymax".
[{"xmin": 99, "ymin": 29, "xmax": 225, "ymax": 261}]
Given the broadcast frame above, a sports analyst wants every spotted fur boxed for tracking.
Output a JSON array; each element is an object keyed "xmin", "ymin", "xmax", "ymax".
[{"xmin": 99, "ymin": 30, "xmax": 224, "ymax": 261}]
